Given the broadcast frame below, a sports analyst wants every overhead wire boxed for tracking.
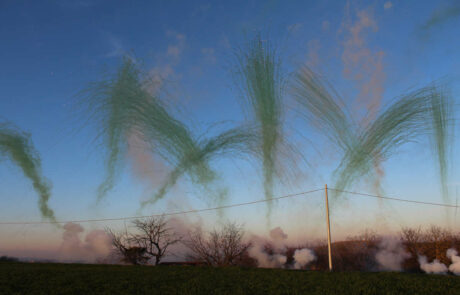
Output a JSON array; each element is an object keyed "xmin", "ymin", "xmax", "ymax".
[
  {"xmin": 1, "ymin": 186, "xmax": 459, "ymax": 226},
  {"xmin": 0, "ymin": 188, "xmax": 324, "ymax": 225}
]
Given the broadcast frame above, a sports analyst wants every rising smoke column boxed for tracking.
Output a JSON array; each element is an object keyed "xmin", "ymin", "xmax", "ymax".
[
  {"xmin": 292, "ymin": 66, "xmax": 454, "ymax": 202},
  {"xmin": 81, "ymin": 58, "xmax": 257, "ymax": 205},
  {"xmin": 375, "ymin": 238, "xmax": 410, "ymax": 271},
  {"xmin": 235, "ymin": 34, "xmax": 285, "ymax": 215},
  {"xmin": 0, "ymin": 123, "xmax": 56, "ymax": 222}
]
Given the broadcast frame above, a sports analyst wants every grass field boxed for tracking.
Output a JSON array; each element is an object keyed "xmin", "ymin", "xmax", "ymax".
[{"xmin": 1, "ymin": 262, "xmax": 460, "ymax": 295}]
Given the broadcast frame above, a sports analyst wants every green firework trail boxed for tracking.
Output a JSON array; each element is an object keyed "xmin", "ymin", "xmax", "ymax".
[
  {"xmin": 235, "ymin": 34, "xmax": 284, "ymax": 214},
  {"xmin": 0, "ymin": 123, "xmax": 56, "ymax": 222},
  {"xmin": 428, "ymin": 88, "xmax": 452, "ymax": 204},
  {"xmin": 81, "ymin": 58, "xmax": 257, "ymax": 204},
  {"xmin": 292, "ymin": 65, "xmax": 453, "ymax": 202},
  {"xmin": 81, "ymin": 58, "xmax": 213, "ymax": 201},
  {"xmin": 143, "ymin": 126, "xmax": 259, "ymax": 206},
  {"xmin": 419, "ymin": 3, "xmax": 460, "ymax": 32}
]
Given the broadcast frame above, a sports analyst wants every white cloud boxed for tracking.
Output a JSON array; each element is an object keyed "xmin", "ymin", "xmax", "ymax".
[{"xmin": 384, "ymin": 2, "xmax": 393, "ymax": 10}]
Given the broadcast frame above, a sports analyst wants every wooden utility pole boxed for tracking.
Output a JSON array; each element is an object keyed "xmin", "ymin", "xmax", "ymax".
[{"xmin": 325, "ymin": 184, "xmax": 333, "ymax": 271}]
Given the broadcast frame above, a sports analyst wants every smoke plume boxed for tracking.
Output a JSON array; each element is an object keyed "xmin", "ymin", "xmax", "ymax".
[
  {"xmin": 248, "ymin": 227, "xmax": 289, "ymax": 268},
  {"xmin": 375, "ymin": 238, "xmax": 410, "ymax": 271},
  {"xmin": 269, "ymin": 227, "xmax": 288, "ymax": 250},
  {"xmin": 248, "ymin": 239, "xmax": 287, "ymax": 268},
  {"xmin": 248, "ymin": 227, "xmax": 315, "ymax": 269},
  {"xmin": 293, "ymin": 248, "xmax": 316, "ymax": 269},
  {"xmin": 447, "ymin": 248, "xmax": 460, "ymax": 275},
  {"xmin": 418, "ymin": 255, "xmax": 448, "ymax": 274},
  {"xmin": 58, "ymin": 222, "xmax": 112, "ymax": 262}
]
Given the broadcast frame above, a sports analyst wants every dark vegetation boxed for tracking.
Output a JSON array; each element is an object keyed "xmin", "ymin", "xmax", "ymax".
[
  {"xmin": 184, "ymin": 223, "xmax": 252, "ymax": 266},
  {"xmin": 106, "ymin": 216, "xmax": 181, "ymax": 265},
  {"xmin": 303, "ymin": 226, "xmax": 460, "ymax": 272},
  {"xmin": 105, "ymin": 217, "xmax": 460, "ymax": 274},
  {"xmin": 0, "ymin": 256, "xmax": 18, "ymax": 263},
  {"xmin": 1, "ymin": 262, "xmax": 460, "ymax": 295}
]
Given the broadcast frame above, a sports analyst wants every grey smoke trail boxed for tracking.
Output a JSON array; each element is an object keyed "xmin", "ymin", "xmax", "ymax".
[{"xmin": 0, "ymin": 123, "xmax": 56, "ymax": 222}]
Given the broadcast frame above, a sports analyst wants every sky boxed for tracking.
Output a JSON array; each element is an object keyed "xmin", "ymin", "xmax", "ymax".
[{"xmin": 1, "ymin": 0, "xmax": 460, "ymax": 261}]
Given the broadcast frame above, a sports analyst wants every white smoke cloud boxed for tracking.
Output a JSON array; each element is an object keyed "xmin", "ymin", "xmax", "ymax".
[
  {"xmin": 248, "ymin": 227, "xmax": 289, "ymax": 268},
  {"xmin": 447, "ymin": 248, "xmax": 460, "ymax": 275},
  {"xmin": 293, "ymin": 248, "xmax": 316, "ymax": 269},
  {"xmin": 418, "ymin": 256, "xmax": 448, "ymax": 274},
  {"xmin": 375, "ymin": 238, "xmax": 410, "ymax": 271},
  {"xmin": 269, "ymin": 227, "xmax": 288, "ymax": 251},
  {"xmin": 247, "ymin": 239, "xmax": 287, "ymax": 268},
  {"xmin": 58, "ymin": 222, "xmax": 112, "ymax": 263},
  {"xmin": 249, "ymin": 227, "xmax": 315, "ymax": 269}
]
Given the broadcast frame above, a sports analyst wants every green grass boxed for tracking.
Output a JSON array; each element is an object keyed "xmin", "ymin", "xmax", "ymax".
[{"xmin": 1, "ymin": 262, "xmax": 459, "ymax": 295}]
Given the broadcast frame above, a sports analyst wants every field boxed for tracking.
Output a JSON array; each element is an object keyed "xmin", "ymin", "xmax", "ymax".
[{"xmin": 1, "ymin": 263, "xmax": 460, "ymax": 294}]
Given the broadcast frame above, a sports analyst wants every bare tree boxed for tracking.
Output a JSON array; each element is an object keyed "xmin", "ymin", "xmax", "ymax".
[
  {"xmin": 130, "ymin": 216, "xmax": 182, "ymax": 265},
  {"xmin": 106, "ymin": 216, "xmax": 181, "ymax": 265},
  {"xmin": 424, "ymin": 225, "xmax": 452, "ymax": 260},
  {"xmin": 106, "ymin": 228, "xmax": 149, "ymax": 265},
  {"xmin": 185, "ymin": 222, "xmax": 251, "ymax": 266},
  {"xmin": 400, "ymin": 226, "xmax": 422, "ymax": 255}
]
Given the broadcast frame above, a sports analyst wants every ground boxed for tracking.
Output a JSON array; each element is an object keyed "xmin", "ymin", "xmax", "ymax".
[{"xmin": 1, "ymin": 262, "xmax": 459, "ymax": 294}]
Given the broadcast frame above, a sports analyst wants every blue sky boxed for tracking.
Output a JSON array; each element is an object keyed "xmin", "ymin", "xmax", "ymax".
[{"xmin": 1, "ymin": 0, "xmax": 460, "ymax": 257}]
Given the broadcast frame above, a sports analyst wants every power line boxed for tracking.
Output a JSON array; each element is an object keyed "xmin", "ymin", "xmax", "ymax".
[
  {"xmin": 329, "ymin": 188, "xmax": 460, "ymax": 208},
  {"xmin": 2, "ymin": 187, "xmax": 459, "ymax": 226},
  {"xmin": 0, "ymin": 188, "xmax": 324, "ymax": 225}
]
